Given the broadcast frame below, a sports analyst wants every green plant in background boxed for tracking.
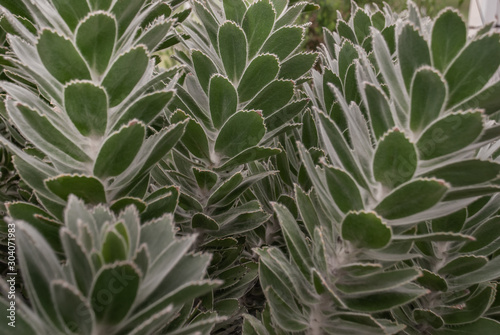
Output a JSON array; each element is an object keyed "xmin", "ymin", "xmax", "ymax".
[
  {"xmin": 0, "ymin": 0, "xmax": 500, "ymax": 334},
  {"xmin": 0, "ymin": 196, "xmax": 222, "ymax": 335}
]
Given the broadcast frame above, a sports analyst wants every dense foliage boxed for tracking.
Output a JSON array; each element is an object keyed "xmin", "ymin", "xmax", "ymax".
[{"xmin": 0, "ymin": 0, "xmax": 500, "ymax": 334}]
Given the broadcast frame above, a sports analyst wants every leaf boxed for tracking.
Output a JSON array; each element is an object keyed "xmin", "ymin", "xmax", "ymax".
[
  {"xmin": 273, "ymin": 203, "xmax": 313, "ymax": 276},
  {"xmin": 337, "ymin": 20, "xmax": 356, "ymax": 44},
  {"xmin": 37, "ymin": 30, "xmax": 91, "ymax": 83},
  {"xmin": 278, "ymin": 52, "xmax": 318, "ymax": 80},
  {"xmin": 424, "ymin": 160, "xmax": 500, "ymax": 187},
  {"xmin": 445, "ymin": 35, "xmax": 500, "ymax": 107},
  {"xmin": 431, "ymin": 9, "xmax": 467, "ymax": 72},
  {"xmin": 336, "ymin": 268, "xmax": 420, "ymax": 294},
  {"xmin": 352, "ymin": 9, "xmax": 371, "ymax": 43},
  {"xmin": 101, "ymin": 229, "xmax": 128, "ymax": 263},
  {"xmin": 413, "ymin": 309, "xmax": 444, "ymax": 329},
  {"xmin": 216, "ymin": 146, "xmax": 281, "ymax": 171},
  {"xmin": 90, "ymin": 262, "xmax": 141, "ymax": 324},
  {"xmin": 45, "ymin": 174, "xmax": 106, "ymax": 204},
  {"xmin": 374, "ymin": 179, "xmax": 449, "ymax": 220},
  {"xmin": 246, "ymin": 80, "xmax": 294, "ymax": 117},
  {"xmin": 64, "ymin": 81, "xmax": 107, "ymax": 136},
  {"xmin": 238, "ymin": 54, "xmax": 280, "ymax": 102},
  {"xmin": 214, "ymin": 111, "xmax": 265, "ymax": 157},
  {"xmin": 172, "ymin": 111, "xmax": 210, "ymax": 160},
  {"xmin": 265, "ymin": 99, "xmax": 309, "ymax": 131},
  {"xmin": 193, "ymin": 168, "xmax": 218, "ymax": 190},
  {"xmin": 218, "ymin": 21, "xmax": 247, "ymax": 83},
  {"xmin": 338, "ymin": 41, "xmax": 358, "ymax": 83},
  {"xmin": 343, "ymin": 283, "xmax": 428, "ymax": 312},
  {"xmin": 192, "ymin": 1, "xmax": 218, "ymax": 48},
  {"xmin": 265, "ymin": 287, "xmax": 308, "ymax": 332},
  {"xmin": 243, "ymin": 314, "xmax": 269, "ymax": 335},
  {"xmin": 192, "ymin": 50, "xmax": 217, "ymax": 93},
  {"xmin": 398, "ymin": 24, "xmax": 431, "ymax": 90},
  {"xmin": 209, "ymin": 75, "xmax": 238, "ymax": 129},
  {"xmin": 93, "ymin": 122, "xmax": 145, "ymax": 178},
  {"xmin": 192, "ymin": 213, "xmax": 219, "ymax": 231},
  {"xmin": 341, "ymin": 211, "xmax": 392, "ymax": 249},
  {"xmin": 208, "ymin": 172, "xmax": 243, "ymax": 205},
  {"xmin": 110, "ymin": 197, "xmax": 147, "ymax": 214},
  {"xmin": 75, "ymin": 12, "xmax": 116, "ymax": 74},
  {"xmin": 137, "ymin": 18, "xmax": 174, "ymax": 53},
  {"xmin": 223, "ymin": 0, "xmax": 247, "ymax": 24},
  {"xmin": 101, "ymin": 46, "xmax": 149, "ymax": 107},
  {"xmin": 438, "ymin": 256, "xmax": 488, "ymax": 277},
  {"xmin": 114, "ymin": 90, "xmax": 174, "ymax": 130},
  {"xmin": 363, "ymin": 83, "xmax": 395, "ymax": 139},
  {"xmin": 261, "ymin": 26, "xmax": 303, "ymax": 60},
  {"xmin": 416, "ymin": 111, "xmax": 484, "ymax": 160},
  {"xmin": 433, "ymin": 318, "xmax": 500, "ymax": 335},
  {"xmin": 242, "ymin": 0, "xmax": 275, "ymax": 58},
  {"xmin": 373, "ymin": 129, "xmax": 417, "ymax": 189},
  {"xmin": 459, "ymin": 216, "xmax": 500, "ymax": 253},
  {"xmin": 410, "ymin": 67, "xmax": 447, "ymax": 133},
  {"xmin": 416, "ymin": 269, "xmax": 448, "ymax": 292},
  {"xmin": 51, "ymin": 281, "xmax": 94, "ymax": 335},
  {"xmin": 324, "ymin": 166, "xmax": 364, "ymax": 213}
]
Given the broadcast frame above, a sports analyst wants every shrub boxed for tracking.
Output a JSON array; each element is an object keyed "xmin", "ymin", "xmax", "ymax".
[{"xmin": 1, "ymin": 0, "xmax": 500, "ymax": 334}]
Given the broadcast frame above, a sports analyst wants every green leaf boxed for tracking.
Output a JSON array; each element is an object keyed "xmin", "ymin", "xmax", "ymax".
[
  {"xmin": 445, "ymin": 35, "xmax": 500, "ymax": 107},
  {"xmin": 238, "ymin": 54, "xmax": 280, "ymax": 102},
  {"xmin": 363, "ymin": 83, "xmax": 395, "ymax": 139},
  {"xmin": 375, "ymin": 179, "xmax": 449, "ymax": 220},
  {"xmin": 265, "ymin": 287, "xmax": 308, "ymax": 332},
  {"xmin": 342, "ymin": 283, "xmax": 428, "ymax": 312},
  {"xmin": 324, "ymin": 166, "xmax": 364, "ymax": 213},
  {"xmin": 336, "ymin": 268, "xmax": 420, "ymax": 294},
  {"xmin": 438, "ymin": 256, "xmax": 488, "ymax": 277},
  {"xmin": 457, "ymin": 81, "xmax": 500, "ymax": 115},
  {"xmin": 192, "ymin": 213, "xmax": 219, "ymax": 231},
  {"xmin": 192, "ymin": 1, "xmax": 219, "ymax": 48},
  {"xmin": 413, "ymin": 309, "xmax": 444, "ymax": 329},
  {"xmin": 433, "ymin": 318, "xmax": 500, "ymax": 335},
  {"xmin": 432, "ymin": 209, "xmax": 466, "ymax": 233},
  {"xmin": 459, "ymin": 216, "xmax": 500, "ymax": 253},
  {"xmin": 45, "ymin": 174, "xmax": 106, "ymax": 204},
  {"xmin": 110, "ymin": 0, "xmax": 143, "ymax": 37},
  {"xmin": 337, "ymin": 19, "xmax": 356, "ymax": 44},
  {"xmin": 416, "ymin": 111, "xmax": 484, "ymax": 160},
  {"xmin": 102, "ymin": 46, "xmax": 149, "ymax": 107},
  {"xmin": 342, "ymin": 211, "xmax": 392, "ymax": 249},
  {"xmin": 424, "ymin": 160, "xmax": 500, "ymax": 187},
  {"xmin": 223, "ymin": 0, "xmax": 247, "ymax": 24},
  {"xmin": 90, "ymin": 262, "xmax": 141, "ymax": 324},
  {"xmin": 219, "ymin": 21, "xmax": 247, "ymax": 83},
  {"xmin": 110, "ymin": 197, "xmax": 147, "ymax": 214},
  {"xmin": 216, "ymin": 146, "xmax": 281, "ymax": 171},
  {"xmin": 52, "ymin": 0, "xmax": 90, "ymax": 31},
  {"xmin": 439, "ymin": 284, "xmax": 496, "ymax": 325},
  {"xmin": 137, "ymin": 18, "xmax": 174, "ymax": 53},
  {"xmin": 209, "ymin": 75, "xmax": 238, "ymax": 129},
  {"xmin": 114, "ymin": 90, "xmax": 174, "ymax": 131},
  {"xmin": 172, "ymin": 111, "xmax": 210, "ymax": 160},
  {"xmin": 416, "ymin": 269, "xmax": 448, "ymax": 292},
  {"xmin": 193, "ymin": 168, "xmax": 218, "ymax": 190},
  {"xmin": 64, "ymin": 81, "xmax": 107, "ymax": 137},
  {"xmin": 215, "ymin": 111, "xmax": 265, "ymax": 157},
  {"xmin": 37, "ymin": 29, "xmax": 91, "ymax": 83},
  {"xmin": 192, "ymin": 50, "xmax": 217, "ymax": 94},
  {"xmin": 51, "ymin": 281, "xmax": 94, "ymax": 335},
  {"xmin": 278, "ymin": 52, "xmax": 318, "ymax": 80},
  {"xmin": 410, "ymin": 68, "xmax": 447, "ymax": 133},
  {"xmin": 102, "ymin": 229, "xmax": 128, "ymax": 263},
  {"xmin": 431, "ymin": 9, "xmax": 466, "ymax": 72},
  {"xmin": 265, "ymin": 99, "xmax": 309, "ymax": 131},
  {"xmin": 352, "ymin": 9, "xmax": 371, "ymax": 43},
  {"xmin": 338, "ymin": 41, "xmax": 358, "ymax": 83},
  {"xmin": 243, "ymin": 314, "xmax": 269, "ymax": 335},
  {"xmin": 273, "ymin": 203, "xmax": 313, "ymax": 276},
  {"xmin": 246, "ymin": 80, "xmax": 294, "ymax": 117},
  {"xmin": 398, "ymin": 24, "xmax": 431, "ymax": 90},
  {"xmin": 75, "ymin": 12, "xmax": 116, "ymax": 74},
  {"xmin": 242, "ymin": 0, "xmax": 275, "ymax": 58},
  {"xmin": 208, "ymin": 172, "xmax": 243, "ymax": 205},
  {"xmin": 93, "ymin": 122, "xmax": 145, "ymax": 178},
  {"xmin": 261, "ymin": 26, "xmax": 304, "ymax": 60},
  {"xmin": 373, "ymin": 129, "xmax": 417, "ymax": 189},
  {"xmin": 141, "ymin": 186, "xmax": 179, "ymax": 221}
]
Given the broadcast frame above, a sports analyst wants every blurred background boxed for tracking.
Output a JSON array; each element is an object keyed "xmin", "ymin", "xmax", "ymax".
[{"xmin": 302, "ymin": 0, "xmax": 470, "ymax": 50}]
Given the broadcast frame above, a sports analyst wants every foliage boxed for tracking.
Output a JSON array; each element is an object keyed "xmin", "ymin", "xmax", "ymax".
[{"xmin": 0, "ymin": 0, "xmax": 499, "ymax": 334}]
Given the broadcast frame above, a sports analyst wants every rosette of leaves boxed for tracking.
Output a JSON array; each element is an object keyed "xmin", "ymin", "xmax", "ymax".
[
  {"xmin": 251, "ymin": 3, "xmax": 500, "ymax": 334},
  {"xmin": 0, "ymin": 0, "xmax": 192, "ymax": 222},
  {"xmin": 0, "ymin": 196, "xmax": 222, "ymax": 335}
]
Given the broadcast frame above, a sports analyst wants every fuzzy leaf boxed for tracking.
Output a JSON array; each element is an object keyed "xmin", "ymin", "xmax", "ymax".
[
  {"xmin": 373, "ymin": 129, "xmax": 417, "ymax": 189},
  {"xmin": 219, "ymin": 21, "xmax": 247, "ymax": 83},
  {"xmin": 261, "ymin": 26, "xmax": 303, "ymax": 60},
  {"xmin": 242, "ymin": 0, "xmax": 275, "ymax": 58},
  {"xmin": 279, "ymin": 52, "xmax": 318, "ymax": 80},
  {"xmin": 336, "ymin": 268, "xmax": 420, "ymax": 294},
  {"xmin": 52, "ymin": 281, "xmax": 94, "ymax": 335},
  {"xmin": 238, "ymin": 54, "xmax": 280, "ymax": 102},
  {"xmin": 438, "ymin": 256, "xmax": 488, "ymax": 277},
  {"xmin": 214, "ymin": 111, "xmax": 265, "ymax": 157},
  {"xmin": 37, "ymin": 30, "xmax": 91, "ymax": 83},
  {"xmin": 423, "ymin": 160, "xmax": 500, "ymax": 187},
  {"xmin": 93, "ymin": 122, "xmax": 145, "ymax": 178},
  {"xmin": 45, "ymin": 175, "xmax": 106, "ymax": 204},
  {"xmin": 363, "ymin": 83, "xmax": 395, "ymax": 139},
  {"xmin": 64, "ymin": 81, "xmax": 107, "ymax": 136},
  {"xmin": 209, "ymin": 75, "xmax": 238, "ymax": 129},
  {"xmin": 192, "ymin": 50, "xmax": 217, "ymax": 93},
  {"xmin": 398, "ymin": 24, "xmax": 431, "ymax": 90},
  {"xmin": 375, "ymin": 179, "xmax": 448, "ymax": 220},
  {"xmin": 325, "ymin": 166, "xmax": 364, "ymax": 213},
  {"xmin": 342, "ymin": 211, "xmax": 391, "ymax": 249},
  {"xmin": 75, "ymin": 12, "xmax": 116, "ymax": 74},
  {"xmin": 246, "ymin": 80, "xmax": 294, "ymax": 117},
  {"xmin": 223, "ymin": 0, "xmax": 247, "ymax": 24},
  {"xmin": 431, "ymin": 9, "xmax": 466, "ymax": 72}
]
